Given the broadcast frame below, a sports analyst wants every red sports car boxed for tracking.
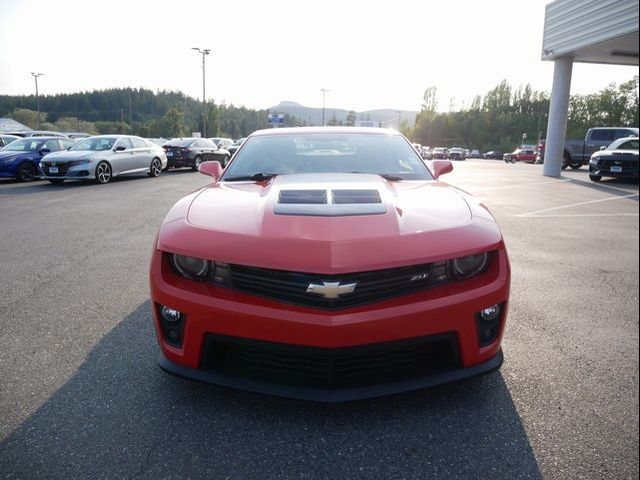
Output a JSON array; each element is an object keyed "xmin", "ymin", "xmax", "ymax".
[
  {"xmin": 503, "ymin": 148, "xmax": 538, "ymax": 163},
  {"xmin": 149, "ymin": 127, "xmax": 510, "ymax": 402}
]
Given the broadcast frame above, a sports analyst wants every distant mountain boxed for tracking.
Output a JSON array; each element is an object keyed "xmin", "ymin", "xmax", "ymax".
[{"xmin": 269, "ymin": 101, "xmax": 419, "ymax": 128}]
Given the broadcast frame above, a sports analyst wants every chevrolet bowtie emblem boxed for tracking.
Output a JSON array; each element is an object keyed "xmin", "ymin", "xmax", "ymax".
[{"xmin": 306, "ymin": 281, "xmax": 357, "ymax": 299}]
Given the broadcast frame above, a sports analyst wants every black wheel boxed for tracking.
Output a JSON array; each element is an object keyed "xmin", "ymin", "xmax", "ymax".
[
  {"xmin": 95, "ymin": 161, "xmax": 112, "ymax": 184},
  {"xmin": 562, "ymin": 153, "xmax": 571, "ymax": 170},
  {"xmin": 570, "ymin": 161, "xmax": 582, "ymax": 170},
  {"xmin": 589, "ymin": 174, "xmax": 602, "ymax": 182},
  {"xmin": 17, "ymin": 162, "xmax": 36, "ymax": 182},
  {"xmin": 48, "ymin": 179, "xmax": 64, "ymax": 185},
  {"xmin": 192, "ymin": 156, "xmax": 202, "ymax": 171},
  {"xmin": 148, "ymin": 157, "xmax": 162, "ymax": 177}
]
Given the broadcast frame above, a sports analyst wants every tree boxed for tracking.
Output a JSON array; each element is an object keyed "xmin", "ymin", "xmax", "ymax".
[{"xmin": 346, "ymin": 110, "xmax": 357, "ymax": 126}]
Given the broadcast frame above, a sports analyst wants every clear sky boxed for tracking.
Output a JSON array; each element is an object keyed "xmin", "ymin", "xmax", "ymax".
[{"xmin": 0, "ymin": 0, "xmax": 637, "ymax": 113}]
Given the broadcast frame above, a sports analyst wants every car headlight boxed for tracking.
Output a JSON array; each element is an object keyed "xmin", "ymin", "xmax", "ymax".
[
  {"xmin": 169, "ymin": 254, "xmax": 231, "ymax": 285},
  {"xmin": 450, "ymin": 253, "xmax": 489, "ymax": 279},
  {"xmin": 171, "ymin": 254, "xmax": 210, "ymax": 280},
  {"xmin": 589, "ymin": 155, "xmax": 599, "ymax": 164},
  {"xmin": 68, "ymin": 159, "xmax": 93, "ymax": 167}
]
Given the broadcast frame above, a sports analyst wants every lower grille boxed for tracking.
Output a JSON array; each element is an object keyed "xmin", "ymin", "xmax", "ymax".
[
  {"xmin": 199, "ymin": 333, "xmax": 460, "ymax": 389},
  {"xmin": 42, "ymin": 164, "xmax": 70, "ymax": 176}
]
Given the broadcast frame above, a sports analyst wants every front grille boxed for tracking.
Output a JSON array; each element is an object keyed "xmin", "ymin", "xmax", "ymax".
[
  {"xmin": 41, "ymin": 164, "xmax": 70, "ymax": 176},
  {"xmin": 199, "ymin": 333, "xmax": 460, "ymax": 389},
  {"xmin": 229, "ymin": 261, "xmax": 446, "ymax": 309}
]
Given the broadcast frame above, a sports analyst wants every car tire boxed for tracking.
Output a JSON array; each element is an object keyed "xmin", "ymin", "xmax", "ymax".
[
  {"xmin": 192, "ymin": 156, "xmax": 202, "ymax": 171},
  {"xmin": 148, "ymin": 157, "xmax": 162, "ymax": 177},
  {"xmin": 95, "ymin": 161, "xmax": 112, "ymax": 184},
  {"xmin": 562, "ymin": 153, "xmax": 571, "ymax": 170},
  {"xmin": 589, "ymin": 174, "xmax": 602, "ymax": 182},
  {"xmin": 48, "ymin": 179, "xmax": 64, "ymax": 185},
  {"xmin": 17, "ymin": 162, "xmax": 37, "ymax": 182}
]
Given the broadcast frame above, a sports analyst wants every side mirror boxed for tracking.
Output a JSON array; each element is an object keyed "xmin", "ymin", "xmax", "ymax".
[
  {"xmin": 430, "ymin": 159, "xmax": 453, "ymax": 179},
  {"xmin": 599, "ymin": 145, "xmax": 606, "ymax": 150},
  {"xmin": 199, "ymin": 160, "xmax": 223, "ymax": 182},
  {"xmin": 115, "ymin": 145, "xmax": 126, "ymax": 151},
  {"xmin": 39, "ymin": 148, "xmax": 51, "ymax": 155}
]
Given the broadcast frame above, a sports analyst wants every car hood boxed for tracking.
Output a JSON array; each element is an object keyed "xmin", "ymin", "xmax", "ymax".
[
  {"xmin": 158, "ymin": 173, "xmax": 504, "ymax": 273},
  {"xmin": 0, "ymin": 151, "xmax": 28, "ymax": 161},
  {"xmin": 42, "ymin": 150, "xmax": 102, "ymax": 161}
]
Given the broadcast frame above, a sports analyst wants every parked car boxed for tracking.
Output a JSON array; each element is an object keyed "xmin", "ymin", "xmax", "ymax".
[
  {"xmin": 431, "ymin": 147, "xmax": 448, "ymax": 159},
  {"xmin": 448, "ymin": 147, "xmax": 466, "ymax": 161},
  {"xmin": 210, "ymin": 137, "xmax": 234, "ymax": 149},
  {"xmin": 470, "ymin": 149, "xmax": 481, "ymax": 158},
  {"xmin": 40, "ymin": 135, "xmax": 167, "ymax": 184},
  {"xmin": 482, "ymin": 151, "xmax": 503, "ymax": 159},
  {"xmin": 163, "ymin": 138, "xmax": 230, "ymax": 170},
  {"xmin": 60, "ymin": 132, "xmax": 91, "ymax": 139},
  {"xmin": 503, "ymin": 148, "xmax": 537, "ymax": 163},
  {"xmin": 0, "ymin": 134, "xmax": 20, "ymax": 148},
  {"xmin": 0, "ymin": 136, "xmax": 75, "ymax": 181},
  {"xmin": 226, "ymin": 137, "xmax": 247, "ymax": 158},
  {"xmin": 6, "ymin": 130, "xmax": 69, "ymax": 138},
  {"xmin": 150, "ymin": 126, "xmax": 510, "ymax": 402},
  {"xmin": 538, "ymin": 127, "xmax": 639, "ymax": 170},
  {"xmin": 588, "ymin": 136, "xmax": 639, "ymax": 182}
]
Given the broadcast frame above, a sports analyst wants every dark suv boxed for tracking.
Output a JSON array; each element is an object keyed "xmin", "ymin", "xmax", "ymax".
[{"xmin": 163, "ymin": 138, "xmax": 230, "ymax": 170}]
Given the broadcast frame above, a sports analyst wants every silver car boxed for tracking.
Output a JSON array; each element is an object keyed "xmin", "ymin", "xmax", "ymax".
[{"xmin": 40, "ymin": 135, "xmax": 168, "ymax": 184}]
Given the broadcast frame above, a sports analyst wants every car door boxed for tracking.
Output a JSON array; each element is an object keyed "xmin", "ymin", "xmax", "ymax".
[
  {"xmin": 111, "ymin": 137, "xmax": 135, "ymax": 174},
  {"xmin": 130, "ymin": 137, "xmax": 151, "ymax": 172}
]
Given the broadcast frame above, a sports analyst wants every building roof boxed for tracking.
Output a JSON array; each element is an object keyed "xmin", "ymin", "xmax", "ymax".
[{"xmin": 0, "ymin": 118, "xmax": 32, "ymax": 133}]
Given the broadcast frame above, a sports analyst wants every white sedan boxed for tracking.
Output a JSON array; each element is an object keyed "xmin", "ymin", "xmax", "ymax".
[{"xmin": 40, "ymin": 135, "xmax": 168, "ymax": 184}]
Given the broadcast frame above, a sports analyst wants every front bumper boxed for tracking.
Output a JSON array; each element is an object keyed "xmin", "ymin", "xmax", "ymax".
[{"xmin": 150, "ymin": 249, "xmax": 510, "ymax": 401}]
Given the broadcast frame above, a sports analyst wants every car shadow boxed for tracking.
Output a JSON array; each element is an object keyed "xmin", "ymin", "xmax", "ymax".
[
  {"xmin": 0, "ymin": 174, "xmax": 167, "ymax": 196},
  {"xmin": 0, "ymin": 302, "xmax": 541, "ymax": 479},
  {"xmin": 563, "ymin": 175, "xmax": 640, "ymax": 200}
]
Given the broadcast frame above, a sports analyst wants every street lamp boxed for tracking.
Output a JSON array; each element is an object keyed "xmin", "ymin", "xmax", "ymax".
[
  {"xmin": 31, "ymin": 72, "xmax": 44, "ymax": 129},
  {"xmin": 521, "ymin": 132, "xmax": 527, "ymax": 148},
  {"xmin": 192, "ymin": 47, "xmax": 211, "ymax": 137},
  {"xmin": 320, "ymin": 88, "xmax": 330, "ymax": 126}
]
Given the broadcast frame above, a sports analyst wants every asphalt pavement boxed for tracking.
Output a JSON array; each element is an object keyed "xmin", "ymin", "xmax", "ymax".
[{"xmin": 0, "ymin": 160, "xmax": 638, "ymax": 479}]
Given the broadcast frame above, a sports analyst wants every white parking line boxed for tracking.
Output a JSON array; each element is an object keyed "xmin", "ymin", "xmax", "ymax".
[
  {"xmin": 516, "ymin": 193, "xmax": 639, "ymax": 217},
  {"xmin": 472, "ymin": 179, "xmax": 571, "ymax": 191}
]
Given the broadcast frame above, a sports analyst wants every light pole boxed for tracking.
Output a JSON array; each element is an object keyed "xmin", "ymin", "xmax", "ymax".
[
  {"xmin": 521, "ymin": 132, "xmax": 527, "ymax": 148},
  {"xmin": 192, "ymin": 47, "xmax": 211, "ymax": 137},
  {"xmin": 31, "ymin": 72, "xmax": 44, "ymax": 129},
  {"xmin": 320, "ymin": 88, "xmax": 330, "ymax": 126}
]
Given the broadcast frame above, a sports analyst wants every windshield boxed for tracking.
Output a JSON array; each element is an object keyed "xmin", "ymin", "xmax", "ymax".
[
  {"xmin": 223, "ymin": 133, "xmax": 433, "ymax": 181},
  {"xmin": 1, "ymin": 138, "xmax": 43, "ymax": 152},
  {"xmin": 70, "ymin": 137, "xmax": 116, "ymax": 151}
]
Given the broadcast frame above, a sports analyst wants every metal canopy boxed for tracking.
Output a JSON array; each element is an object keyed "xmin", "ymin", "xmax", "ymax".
[{"xmin": 542, "ymin": 0, "xmax": 639, "ymax": 66}]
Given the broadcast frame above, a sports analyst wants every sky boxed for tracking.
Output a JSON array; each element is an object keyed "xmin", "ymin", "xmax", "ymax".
[{"xmin": 0, "ymin": 0, "xmax": 637, "ymax": 113}]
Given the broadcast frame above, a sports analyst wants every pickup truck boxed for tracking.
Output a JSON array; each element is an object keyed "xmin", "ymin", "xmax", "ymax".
[{"xmin": 538, "ymin": 127, "xmax": 639, "ymax": 170}]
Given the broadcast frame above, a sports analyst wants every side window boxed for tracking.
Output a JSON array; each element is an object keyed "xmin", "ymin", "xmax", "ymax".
[
  {"xmin": 115, "ymin": 138, "xmax": 132, "ymax": 150},
  {"xmin": 130, "ymin": 138, "xmax": 146, "ymax": 149},
  {"xmin": 61, "ymin": 139, "xmax": 75, "ymax": 149},
  {"xmin": 591, "ymin": 130, "xmax": 615, "ymax": 141},
  {"xmin": 43, "ymin": 139, "xmax": 61, "ymax": 151},
  {"xmin": 619, "ymin": 140, "xmax": 639, "ymax": 150},
  {"xmin": 614, "ymin": 129, "xmax": 633, "ymax": 140}
]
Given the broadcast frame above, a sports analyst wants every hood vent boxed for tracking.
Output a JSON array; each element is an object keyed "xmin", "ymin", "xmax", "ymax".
[
  {"xmin": 275, "ymin": 188, "xmax": 385, "ymax": 216},
  {"xmin": 278, "ymin": 190, "xmax": 327, "ymax": 204},
  {"xmin": 332, "ymin": 189, "xmax": 381, "ymax": 204}
]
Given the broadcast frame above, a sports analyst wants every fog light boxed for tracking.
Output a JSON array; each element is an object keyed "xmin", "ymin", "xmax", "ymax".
[
  {"xmin": 160, "ymin": 306, "xmax": 182, "ymax": 324},
  {"xmin": 480, "ymin": 304, "xmax": 501, "ymax": 322}
]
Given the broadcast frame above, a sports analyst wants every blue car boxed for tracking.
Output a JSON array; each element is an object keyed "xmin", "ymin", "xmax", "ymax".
[{"xmin": 0, "ymin": 136, "xmax": 75, "ymax": 181}]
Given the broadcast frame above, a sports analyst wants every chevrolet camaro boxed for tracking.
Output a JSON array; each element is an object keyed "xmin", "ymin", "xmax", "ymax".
[{"xmin": 149, "ymin": 127, "xmax": 510, "ymax": 402}]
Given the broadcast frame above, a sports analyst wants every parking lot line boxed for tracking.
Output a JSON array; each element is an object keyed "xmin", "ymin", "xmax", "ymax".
[{"xmin": 516, "ymin": 192, "xmax": 639, "ymax": 218}]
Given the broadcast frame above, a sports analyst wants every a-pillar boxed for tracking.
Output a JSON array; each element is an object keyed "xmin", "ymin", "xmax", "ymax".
[{"xmin": 543, "ymin": 56, "xmax": 573, "ymax": 177}]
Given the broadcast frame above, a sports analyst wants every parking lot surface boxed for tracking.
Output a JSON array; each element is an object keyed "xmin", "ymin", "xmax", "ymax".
[{"xmin": 1, "ymin": 160, "xmax": 638, "ymax": 479}]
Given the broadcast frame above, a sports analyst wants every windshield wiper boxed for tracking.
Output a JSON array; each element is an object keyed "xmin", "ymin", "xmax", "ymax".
[{"xmin": 224, "ymin": 172, "xmax": 279, "ymax": 182}]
